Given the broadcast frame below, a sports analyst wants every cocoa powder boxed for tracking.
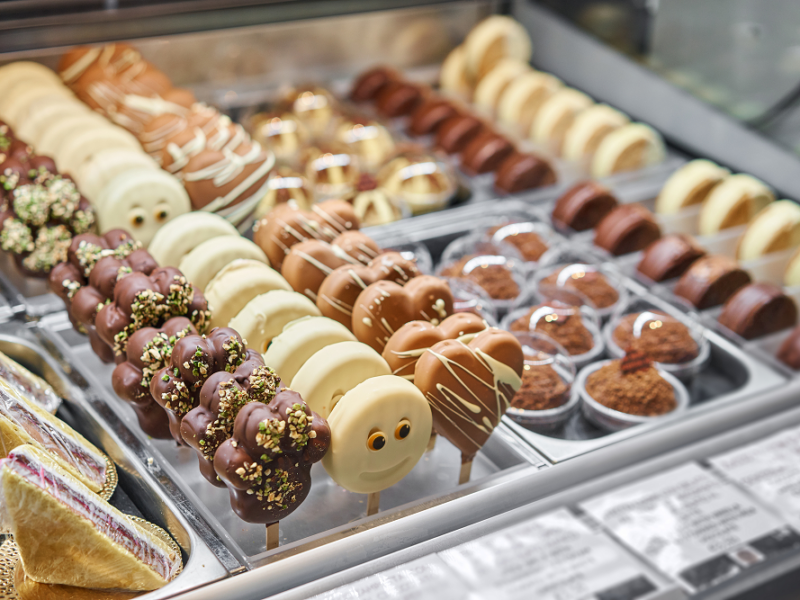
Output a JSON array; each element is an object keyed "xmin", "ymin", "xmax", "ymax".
[
  {"xmin": 511, "ymin": 305, "xmax": 594, "ymax": 355},
  {"xmin": 511, "ymin": 364, "xmax": 569, "ymax": 411},
  {"xmin": 441, "ymin": 254, "xmax": 520, "ymax": 300},
  {"xmin": 586, "ymin": 360, "xmax": 676, "ymax": 416},
  {"xmin": 542, "ymin": 267, "xmax": 619, "ymax": 309},
  {"xmin": 613, "ymin": 311, "xmax": 699, "ymax": 364}
]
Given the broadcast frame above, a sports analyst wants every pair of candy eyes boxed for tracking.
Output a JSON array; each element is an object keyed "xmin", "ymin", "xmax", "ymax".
[
  {"xmin": 129, "ymin": 202, "xmax": 172, "ymax": 228},
  {"xmin": 367, "ymin": 419, "xmax": 411, "ymax": 451}
]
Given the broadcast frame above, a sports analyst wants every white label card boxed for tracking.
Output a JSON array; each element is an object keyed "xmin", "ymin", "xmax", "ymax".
[
  {"xmin": 580, "ymin": 463, "xmax": 799, "ymax": 595},
  {"xmin": 439, "ymin": 508, "xmax": 659, "ymax": 600}
]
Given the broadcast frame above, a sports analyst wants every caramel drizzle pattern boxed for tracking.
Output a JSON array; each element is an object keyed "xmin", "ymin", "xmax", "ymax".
[
  {"xmin": 389, "ymin": 322, "xmax": 488, "ymax": 379},
  {"xmin": 268, "ymin": 213, "xmax": 338, "ymax": 260},
  {"xmin": 425, "ymin": 344, "xmax": 521, "ymax": 453},
  {"xmin": 319, "ymin": 267, "xmax": 370, "ymax": 317},
  {"xmin": 357, "ymin": 286, "xmax": 396, "ymax": 348}
]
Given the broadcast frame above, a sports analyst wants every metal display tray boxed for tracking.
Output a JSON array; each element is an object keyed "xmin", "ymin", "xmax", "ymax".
[
  {"xmin": 364, "ymin": 192, "xmax": 789, "ymax": 465},
  {"xmin": 36, "ymin": 312, "xmax": 547, "ymax": 572},
  {"xmin": 0, "ymin": 318, "xmax": 229, "ymax": 598}
]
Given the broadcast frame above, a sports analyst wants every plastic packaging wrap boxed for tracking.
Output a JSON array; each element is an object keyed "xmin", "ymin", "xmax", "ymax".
[
  {"xmin": 0, "ymin": 379, "xmax": 109, "ymax": 494},
  {"xmin": 0, "ymin": 445, "xmax": 181, "ymax": 591},
  {"xmin": 0, "ymin": 352, "xmax": 60, "ymax": 415}
]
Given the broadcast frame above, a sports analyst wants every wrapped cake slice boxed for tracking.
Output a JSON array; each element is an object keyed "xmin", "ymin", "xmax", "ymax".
[
  {"xmin": 0, "ymin": 351, "xmax": 61, "ymax": 414},
  {"xmin": 0, "ymin": 445, "xmax": 182, "ymax": 591},
  {"xmin": 0, "ymin": 379, "xmax": 111, "ymax": 495}
]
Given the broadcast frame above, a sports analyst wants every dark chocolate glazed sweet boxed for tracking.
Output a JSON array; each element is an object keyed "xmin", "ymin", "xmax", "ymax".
[
  {"xmin": 718, "ymin": 283, "xmax": 797, "ymax": 340},
  {"xmin": 435, "ymin": 115, "xmax": 485, "ymax": 154},
  {"xmin": 494, "ymin": 152, "xmax": 557, "ymax": 194},
  {"xmin": 150, "ymin": 327, "xmax": 254, "ymax": 443},
  {"xmin": 111, "ymin": 317, "xmax": 197, "ymax": 439},
  {"xmin": 551, "ymin": 181, "xmax": 619, "ymax": 232},
  {"xmin": 409, "ymin": 97, "xmax": 459, "ymax": 137},
  {"xmin": 95, "ymin": 267, "xmax": 210, "ymax": 362},
  {"xmin": 778, "ymin": 326, "xmax": 800, "ymax": 370},
  {"xmin": 460, "ymin": 130, "xmax": 514, "ymax": 176},
  {"xmin": 350, "ymin": 66, "xmax": 399, "ymax": 102},
  {"xmin": 375, "ymin": 81, "xmax": 423, "ymax": 118},
  {"xmin": 182, "ymin": 359, "xmax": 282, "ymax": 486},
  {"xmin": 637, "ymin": 234, "xmax": 706, "ymax": 282},
  {"xmin": 214, "ymin": 391, "xmax": 330, "ymax": 524},
  {"xmin": 594, "ymin": 204, "xmax": 661, "ymax": 256},
  {"xmin": 673, "ymin": 255, "xmax": 751, "ymax": 310}
]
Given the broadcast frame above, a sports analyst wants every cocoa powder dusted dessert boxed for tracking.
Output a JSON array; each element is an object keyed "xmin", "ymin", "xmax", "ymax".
[
  {"xmin": 541, "ymin": 265, "xmax": 619, "ymax": 309},
  {"xmin": 440, "ymin": 255, "xmax": 520, "ymax": 300},
  {"xmin": 612, "ymin": 311, "xmax": 699, "ymax": 364},
  {"xmin": 586, "ymin": 355, "xmax": 676, "ymax": 416},
  {"xmin": 488, "ymin": 223, "xmax": 549, "ymax": 262},
  {"xmin": 511, "ymin": 363, "xmax": 569, "ymax": 411},
  {"xmin": 511, "ymin": 305, "xmax": 594, "ymax": 356}
]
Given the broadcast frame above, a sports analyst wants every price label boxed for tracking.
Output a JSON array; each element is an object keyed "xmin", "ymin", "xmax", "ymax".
[
  {"xmin": 439, "ymin": 508, "xmax": 660, "ymax": 600},
  {"xmin": 580, "ymin": 463, "xmax": 800, "ymax": 595}
]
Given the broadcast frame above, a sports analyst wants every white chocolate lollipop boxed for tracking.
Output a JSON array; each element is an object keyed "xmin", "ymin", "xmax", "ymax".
[
  {"xmin": 56, "ymin": 125, "xmax": 142, "ymax": 177},
  {"xmin": 464, "ymin": 16, "xmax": 532, "ymax": 82},
  {"xmin": 204, "ymin": 259, "xmax": 291, "ymax": 328},
  {"xmin": 263, "ymin": 316, "xmax": 356, "ymax": 385},
  {"xmin": 95, "ymin": 168, "xmax": 190, "ymax": 246},
  {"xmin": 655, "ymin": 159, "xmax": 730, "ymax": 215},
  {"xmin": 530, "ymin": 88, "xmax": 593, "ymax": 147},
  {"xmin": 561, "ymin": 104, "xmax": 629, "ymax": 161},
  {"xmin": 147, "ymin": 211, "xmax": 240, "ymax": 267},
  {"xmin": 322, "ymin": 375, "xmax": 431, "ymax": 494},
  {"xmin": 0, "ymin": 61, "xmax": 63, "ymax": 91},
  {"xmin": 497, "ymin": 70, "xmax": 562, "ymax": 131},
  {"xmin": 178, "ymin": 235, "xmax": 268, "ymax": 293},
  {"xmin": 16, "ymin": 96, "xmax": 90, "ymax": 145},
  {"xmin": 473, "ymin": 58, "xmax": 530, "ymax": 114},
  {"xmin": 0, "ymin": 82, "xmax": 74, "ymax": 127},
  {"xmin": 737, "ymin": 200, "xmax": 800, "ymax": 261},
  {"xmin": 439, "ymin": 45, "xmax": 472, "ymax": 98},
  {"xmin": 228, "ymin": 290, "xmax": 320, "ymax": 353},
  {"xmin": 290, "ymin": 341, "xmax": 390, "ymax": 419},
  {"xmin": 75, "ymin": 147, "xmax": 159, "ymax": 202}
]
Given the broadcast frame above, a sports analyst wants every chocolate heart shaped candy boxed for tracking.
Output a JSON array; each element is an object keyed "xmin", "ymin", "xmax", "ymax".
[
  {"xmin": 150, "ymin": 327, "xmax": 254, "ymax": 443},
  {"xmin": 317, "ymin": 251, "xmax": 420, "ymax": 328},
  {"xmin": 112, "ymin": 316, "xmax": 197, "ymax": 439},
  {"xmin": 352, "ymin": 276, "xmax": 454, "ymax": 352},
  {"xmin": 181, "ymin": 360, "xmax": 282, "ymax": 486},
  {"xmin": 382, "ymin": 313, "xmax": 488, "ymax": 380},
  {"xmin": 414, "ymin": 328, "xmax": 523, "ymax": 462},
  {"xmin": 214, "ymin": 390, "xmax": 330, "ymax": 523}
]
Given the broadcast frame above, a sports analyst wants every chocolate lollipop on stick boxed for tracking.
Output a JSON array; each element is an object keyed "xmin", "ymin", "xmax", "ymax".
[{"xmin": 414, "ymin": 329, "xmax": 523, "ymax": 482}]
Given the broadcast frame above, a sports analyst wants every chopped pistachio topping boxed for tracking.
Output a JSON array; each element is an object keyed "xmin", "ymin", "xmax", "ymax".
[
  {"xmin": 222, "ymin": 337, "xmax": 245, "ymax": 372},
  {"xmin": 22, "ymin": 225, "xmax": 71, "ymax": 273},
  {"xmin": 201, "ymin": 380, "xmax": 247, "ymax": 460},
  {"xmin": 46, "ymin": 177, "xmax": 80, "ymax": 221},
  {"xmin": 12, "ymin": 184, "xmax": 51, "ymax": 227},
  {"xmin": 248, "ymin": 365, "xmax": 280, "ymax": 403},
  {"xmin": 0, "ymin": 217, "xmax": 34, "ymax": 254}
]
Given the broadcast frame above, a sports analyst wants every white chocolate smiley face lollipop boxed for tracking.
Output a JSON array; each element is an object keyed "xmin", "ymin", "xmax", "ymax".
[
  {"xmin": 96, "ymin": 167, "xmax": 190, "ymax": 247},
  {"xmin": 322, "ymin": 375, "xmax": 431, "ymax": 494}
]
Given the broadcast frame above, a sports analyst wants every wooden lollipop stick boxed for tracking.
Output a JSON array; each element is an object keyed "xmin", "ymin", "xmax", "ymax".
[
  {"xmin": 458, "ymin": 460, "xmax": 473, "ymax": 485},
  {"xmin": 427, "ymin": 431, "xmax": 438, "ymax": 452},
  {"xmin": 367, "ymin": 491, "xmax": 381, "ymax": 516},
  {"xmin": 266, "ymin": 522, "xmax": 280, "ymax": 550}
]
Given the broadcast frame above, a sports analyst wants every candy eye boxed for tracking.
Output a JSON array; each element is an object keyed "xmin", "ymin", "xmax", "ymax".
[
  {"xmin": 367, "ymin": 431, "xmax": 386, "ymax": 451},
  {"xmin": 153, "ymin": 202, "xmax": 170, "ymax": 223},
  {"xmin": 395, "ymin": 419, "xmax": 411, "ymax": 440},
  {"xmin": 129, "ymin": 208, "xmax": 146, "ymax": 228}
]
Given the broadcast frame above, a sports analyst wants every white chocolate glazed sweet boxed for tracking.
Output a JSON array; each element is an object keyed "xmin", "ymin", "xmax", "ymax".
[
  {"xmin": 290, "ymin": 341, "xmax": 390, "ymax": 419},
  {"xmin": 263, "ymin": 316, "xmax": 356, "ymax": 385},
  {"xmin": 655, "ymin": 159, "xmax": 730, "ymax": 215},
  {"xmin": 147, "ymin": 211, "xmax": 239, "ymax": 267},
  {"xmin": 497, "ymin": 70, "xmax": 562, "ymax": 131},
  {"xmin": 321, "ymin": 375, "xmax": 431, "ymax": 494},
  {"xmin": 590, "ymin": 123, "xmax": 666, "ymax": 178},
  {"xmin": 698, "ymin": 173, "xmax": 774, "ymax": 236},
  {"xmin": 178, "ymin": 235, "xmax": 268, "ymax": 293},
  {"xmin": 228, "ymin": 289, "xmax": 321, "ymax": 353},
  {"xmin": 75, "ymin": 147, "xmax": 160, "ymax": 202},
  {"xmin": 737, "ymin": 199, "xmax": 800, "ymax": 261},
  {"xmin": 473, "ymin": 58, "xmax": 530, "ymax": 114},
  {"xmin": 561, "ymin": 103, "xmax": 629, "ymax": 161},
  {"xmin": 204, "ymin": 259, "xmax": 291, "ymax": 328},
  {"xmin": 439, "ymin": 45, "xmax": 472, "ymax": 98},
  {"xmin": 56, "ymin": 125, "xmax": 142, "ymax": 177},
  {"xmin": 464, "ymin": 15, "xmax": 532, "ymax": 82},
  {"xmin": 530, "ymin": 87, "xmax": 593, "ymax": 147}
]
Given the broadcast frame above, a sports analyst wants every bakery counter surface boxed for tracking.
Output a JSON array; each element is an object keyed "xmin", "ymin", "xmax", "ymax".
[
  {"xmin": 0, "ymin": 318, "xmax": 229, "ymax": 598},
  {"xmin": 35, "ymin": 310, "xmax": 546, "ymax": 572}
]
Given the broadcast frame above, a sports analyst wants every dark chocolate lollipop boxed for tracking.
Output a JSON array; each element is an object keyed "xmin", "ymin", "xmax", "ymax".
[
  {"xmin": 150, "ymin": 327, "xmax": 253, "ymax": 443},
  {"xmin": 214, "ymin": 390, "xmax": 330, "ymax": 524},
  {"xmin": 111, "ymin": 317, "xmax": 197, "ymax": 439},
  {"xmin": 551, "ymin": 181, "xmax": 618, "ymax": 232},
  {"xmin": 181, "ymin": 359, "xmax": 282, "ymax": 486},
  {"xmin": 95, "ymin": 266, "xmax": 210, "ymax": 361},
  {"xmin": 594, "ymin": 204, "xmax": 661, "ymax": 256},
  {"xmin": 718, "ymin": 283, "xmax": 797, "ymax": 340},
  {"xmin": 637, "ymin": 234, "xmax": 706, "ymax": 282}
]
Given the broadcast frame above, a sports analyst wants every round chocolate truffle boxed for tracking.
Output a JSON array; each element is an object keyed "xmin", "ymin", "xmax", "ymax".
[
  {"xmin": 717, "ymin": 283, "xmax": 797, "ymax": 340},
  {"xmin": 551, "ymin": 181, "xmax": 619, "ymax": 232},
  {"xmin": 375, "ymin": 81, "xmax": 423, "ymax": 118},
  {"xmin": 495, "ymin": 152, "xmax": 557, "ymax": 194},
  {"xmin": 594, "ymin": 204, "xmax": 661, "ymax": 256},
  {"xmin": 637, "ymin": 234, "xmax": 706, "ymax": 282},
  {"xmin": 673, "ymin": 255, "xmax": 751, "ymax": 310},
  {"xmin": 435, "ymin": 115, "xmax": 486, "ymax": 154},
  {"xmin": 350, "ymin": 66, "xmax": 399, "ymax": 103},
  {"xmin": 408, "ymin": 97, "xmax": 459, "ymax": 137},
  {"xmin": 460, "ymin": 130, "xmax": 514, "ymax": 176}
]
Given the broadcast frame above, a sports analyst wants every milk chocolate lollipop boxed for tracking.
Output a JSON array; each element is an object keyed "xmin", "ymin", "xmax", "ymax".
[
  {"xmin": 214, "ymin": 390, "xmax": 330, "ymax": 547},
  {"xmin": 150, "ymin": 327, "xmax": 253, "ymax": 443},
  {"xmin": 414, "ymin": 328, "xmax": 523, "ymax": 482},
  {"xmin": 181, "ymin": 358, "xmax": 281, "ymax": 487}
]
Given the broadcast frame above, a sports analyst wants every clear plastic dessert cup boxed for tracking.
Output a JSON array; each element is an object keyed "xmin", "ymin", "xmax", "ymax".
[
  {"xmin": 505, "ymin": 332, "xmax": 579, "ymax": 432},
  {"xmin": 577, "ymin": 359, "xmax": 690, "ymax": 432},
  {"xmin": 443, "ymin": 277, "xmax": 499, "ymax": 327},
  {"xmin": 533, "ymin": 262, "xmax": 629, "ymax": 321}
]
